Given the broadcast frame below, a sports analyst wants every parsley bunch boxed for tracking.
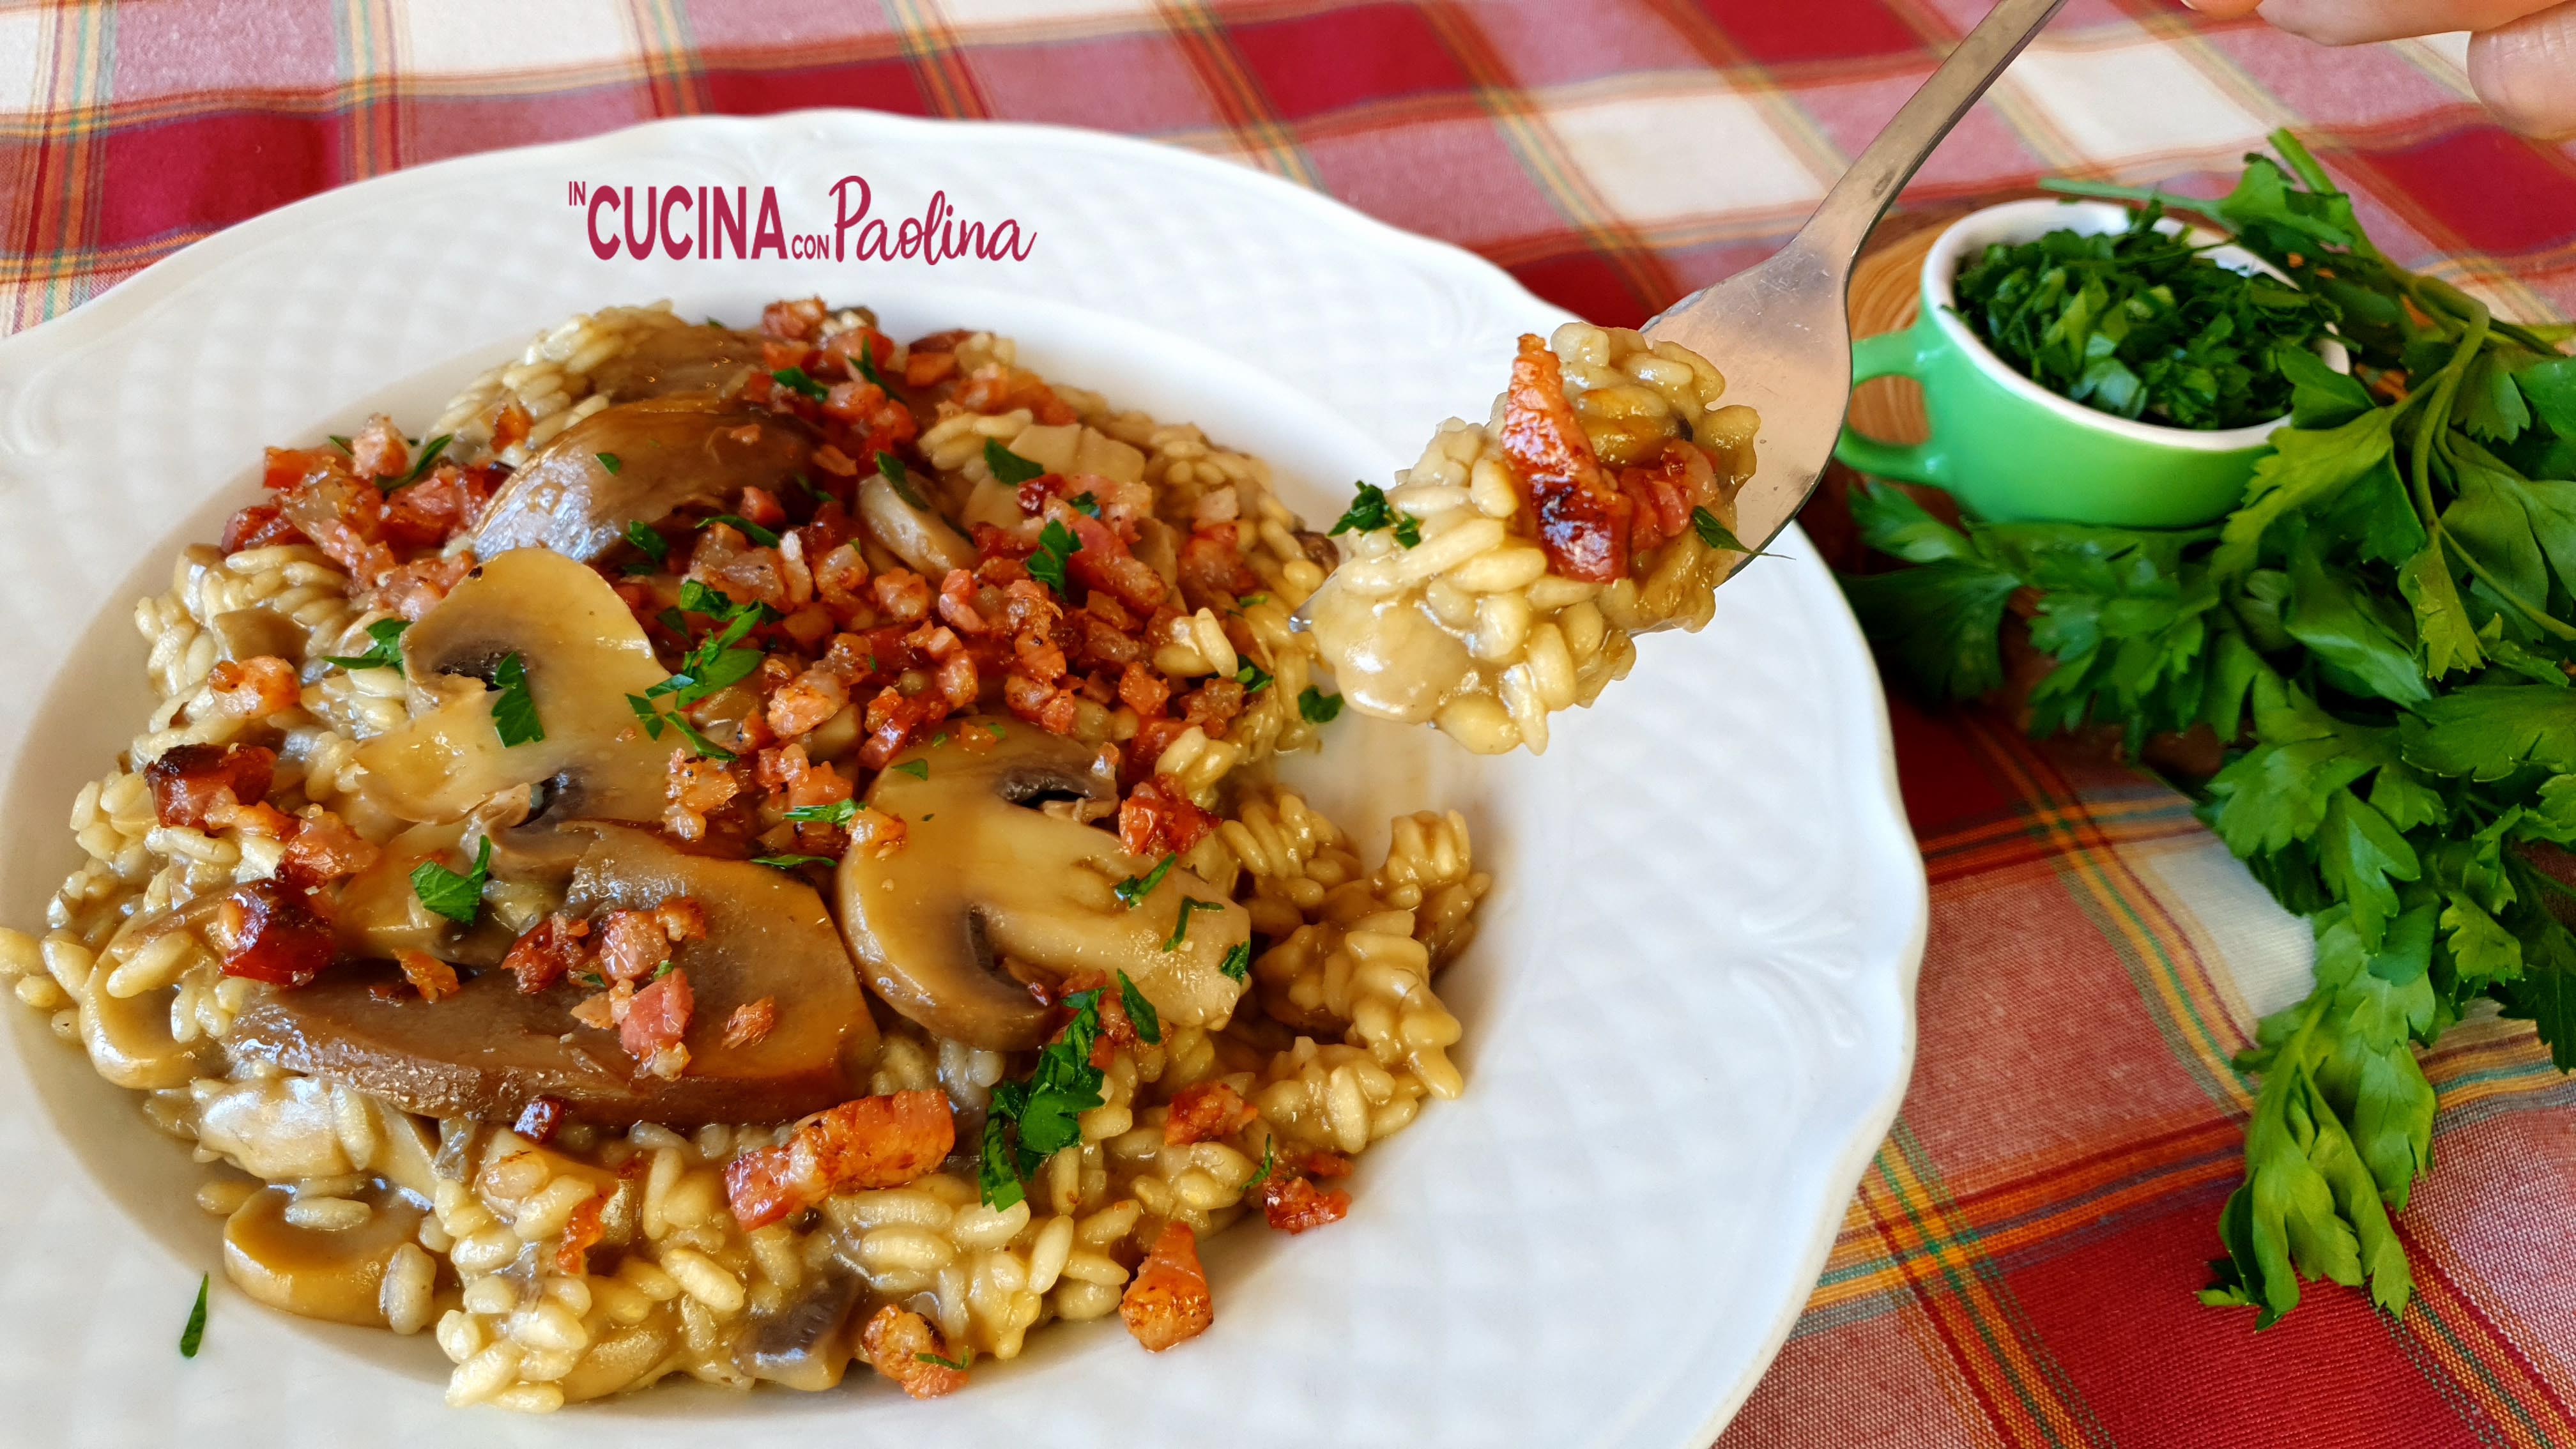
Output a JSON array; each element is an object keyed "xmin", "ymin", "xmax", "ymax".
[
  {"xmin": 1843, "ymin": 132, "xmax": 2576, "ymax": 1329},
  {"xmin": 1953, "ymin": 201, "xmax": 2336, "ymax": 430}
]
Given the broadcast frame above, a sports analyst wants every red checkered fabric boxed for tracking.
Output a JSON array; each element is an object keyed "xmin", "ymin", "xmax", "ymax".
[{"xmin": 4, "ymin": 2, "xmax": 2573, "ymax": 1443}]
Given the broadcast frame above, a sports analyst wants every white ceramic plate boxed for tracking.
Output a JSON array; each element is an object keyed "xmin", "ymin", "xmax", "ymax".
[{"xmin": 0, "ymin": 112, "xmax": 1924, "ymax": 1448}]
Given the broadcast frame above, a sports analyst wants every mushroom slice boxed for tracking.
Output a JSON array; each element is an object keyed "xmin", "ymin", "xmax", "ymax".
[
  {"xmin": 226, "ymin": 825, "xmax": 880, "ymax": 1128},
  {"xmin": 583, "ymin": 325, "xmax": 772, "ymax": 402},
  {"xmin": 858, "ymin": 470, "xmax": 975, "ymax": 576},
  {"xmin": 468, "ymin": 394, "xmax": 815, "ymax": 563},
  {"xmin": 350, "ymin": 548, "xmax": 672, "ymax": 826},
  {"xmin": 838, "ymin": 722, "xmax": 1251, "ymax": 1052},
  {"xmin": 196, "ymin": 1075, "xmax": 357, "ymax": 1181},
  {"xmin": 737, "ymin": 1267, "xmax": 866, "ymax": 1391},
  {"xmin": 223, "ymin": 1185, "xmax": 427, "ymax": 1327}
]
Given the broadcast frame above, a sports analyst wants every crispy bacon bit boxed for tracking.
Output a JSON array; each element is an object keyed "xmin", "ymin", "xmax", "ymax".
[
  {"xmin": 144, "ymin": 743, "xmax": 277, "ymax": 830},
  {"xmin": 1298, "ymin": 1149, "xmax": 1354, "ymax": 1179},
  {"xmin": 1119, "ymin": 777, "xmax": 1216, "ymax": 859},
  {"xmin": 765, "ymin": 666, "xmax": 849, "ymax": 740},
  {"xmin": 220, "ymin": 503, "xmax": 303, "ymax": 554},
  {"xmin": 276, "ymin": 807, "xmax": 379, "ymax": 891},
  {"xmin": 873, "ymin": 569, "xmax": 932, "ymax": 622},
  {"xmin": 205, "ymin": 656, "xmax": 302, "ymax": 720},
  {"xmin": 394, "ymin": 949, "xmax": 461, "ymax": 1003},
  {"xmin": 761, "ymin": 297, "xmax": 827, "ymax": 341},
  {"xmin": 851, "ymin": 806, "xmax": 908, "ymax": 860},
  {"xmin": 1120, "ymin": 1220, "xmax": 1214, "ymax": 1352},
  {"xmin": 1613, "ymin": 439, "xmax": 1716, "ymax": 555},
  {"xmin": 571, "ymin": 988, "xmax": 620, "ymax": 1032},
  {"xmin": 954, "ymin": 365, "xmax": 1078, "ymax": 426},
  {"xmin": 665, "ymin": 750, "xmax": 742, "ymax": 843},
  {"xmin": 212, "ymin": 882, "xmax": 336, "ymax": 988},
  {"xmin": 722, "ymin": 996, "xmax": 778, "ymax": 1049},
  {"xmin": 1162, "ymin": 1082, "xmax": 1257, "ymax": 1146},
  {"xmin": 654, "ymin": 898, "xmax": 707, "ymax": 944},
  {"xmin": 597, "ymin": 910, "xmax": 673, "ymax": 984},
  {"xmin": 347, "ymin": 415, "xmax": 408, "ymax": 482},
  {"xmin": 620, "ymin": 967, "xmax": 693, "ymax": 1076},
  {"xmin": 859, "ymin": 1306, "xmax": 969, "ymax": 1399},
  {"xmin": 738, "ymin": 484, "xmax": 787, "ymax": 530},
  {"xmin": 1500, "ymin": 334, "xmax": 1629, "ymax": 583},
  {"xmin": 514, "ymin": 1095, "xmax": 569, "ymax": 1144},
  {"xmin": 489, "ymin": 399, "xmax": 533, "ymax": 454},
  {"xmin": 262, "ymin": 446, "xmax": 341, "ymax": 493},
  {"xmin": 1257, "ymin": 1172, "xmax": 1353, "ymax": 1234},
  {"xmin": 503, "ymin": 916, "xmax": 592, "ymax": 994},
  {"xmin": 724, "ymin": 1090, "xmax": 955, "ymax": 1230},
  {"xmin": 555, "ymin": 1191, "xmax": 605, "ymax": 1276},
  {"xmin": 903, "ymin": 351, "xmax": 958, "ymax": 389}
]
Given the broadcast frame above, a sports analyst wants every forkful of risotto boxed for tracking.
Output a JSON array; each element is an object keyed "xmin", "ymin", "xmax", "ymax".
[{"xmin": 1301, "ymin": 0, "xmax": 2068, "ymax": 754}]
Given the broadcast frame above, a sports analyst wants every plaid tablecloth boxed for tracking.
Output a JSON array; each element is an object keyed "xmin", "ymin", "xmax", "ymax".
[{"xmin": 5, "ymin": 2, "xmax": 2573, "ymax": 1444}]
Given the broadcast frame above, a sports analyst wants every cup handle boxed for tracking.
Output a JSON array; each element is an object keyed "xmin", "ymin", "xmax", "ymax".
[{"xmin": 1834, "ymin": 322, "xmax": 1947, "ymax": 486}]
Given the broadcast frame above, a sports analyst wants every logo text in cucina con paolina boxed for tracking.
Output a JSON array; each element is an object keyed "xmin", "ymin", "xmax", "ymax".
[{"xmin": 574, "ymin": 177, "xmax": 1035, "ymax": 264}]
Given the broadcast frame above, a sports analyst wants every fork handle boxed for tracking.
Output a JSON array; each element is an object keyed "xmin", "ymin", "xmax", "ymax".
[{"xmin": 1790, "ymin": 0, "xmax": 2072, "ymax": 268}]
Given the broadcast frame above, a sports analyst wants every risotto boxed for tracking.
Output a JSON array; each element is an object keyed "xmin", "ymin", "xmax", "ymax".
[{"xmin": 1305, "ymin": 323, "xmax": 1760, "ymax": 755}]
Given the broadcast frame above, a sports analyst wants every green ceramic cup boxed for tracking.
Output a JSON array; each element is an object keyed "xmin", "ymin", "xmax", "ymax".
[{"xmin": 1834, "ymin": 199, "xmax": 2344, "ymax": 528}]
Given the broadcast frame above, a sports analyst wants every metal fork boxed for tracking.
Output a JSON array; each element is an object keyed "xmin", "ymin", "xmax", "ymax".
[{"xmin": 1640, "ymin": 0, "xmax": 2069, "ymax": 599}]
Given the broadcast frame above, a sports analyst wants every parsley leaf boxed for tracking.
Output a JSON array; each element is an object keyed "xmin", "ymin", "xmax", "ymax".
[
  {"xmin": 1330, "ymin": 481, "xmax": 1392, "ymax": 535},
  {"xmin": 1393, "ymin": 514, "xmax": 1422, "ymax": 548},
  {"xmin": 1219, "ymin": 939, "xmax": 1252, "ymax": 983},
  {"xmin": 1116, "ymin": 969, "xmax": 1163, "ymax": 1045},
  {"xmin": 771, "ymin": 366, "xmax": 829, "ymax": 401},
  {"xmin": 1068, "ymin": 491, "xmax": 1101, "ymax": 518},
  {"xmin": 382, "ymin": 434, "xmax": 452, "ymax": 493},
  {"xmin": 1692, "ymin": 506, "xmax": 1772, "ymax": 560},
  {"xmin": 323, "ymin": 618, "xmax": 408, "ymax": 675},
  {"xmin": 983, "ymin": 438, "xmax": 1044, "ymax": 486},
  {"xmin": 751, "ymin": 854, "xmax": 835, "ymax": 870},
  {"xmin": 784, "ymin": 798, "xmax": 859, "ymax": 825},
  {"xmin": 622, "ymin": 519, "xmax": 668, "ymax": 564},
  {"xmin": 410, "ymin": 836, "xmax": 493, "ymax": 926},
  {"xmin": 875, "ymin": 450, "xmax": 930, "ymax": 509},
  {"xmin": 1242, "ymin": 1137, "xmax": 1276, "ymax": 1193},
  {"xmin": 489, "ymin": 652, "xmax": 544, "ymax": 747},
  {"xmin": 890, "ymin": 759, "xmax": 930, "ymax": 781},
  {"xmin": 179, "ymin": 1273, "xmax": 210, "ymax": 1358},
  {"xmin": 916, "ymin": 1351, "xmax": 970, "ymax": 1372},
  {"xmin": 1114, "ymin": 854, "xmax": 1176, "ymax": 908},
  {"xmin": 648, "ymin": 588, "xmax": 768, "ymax": 709},
  {"xmin": 703, "ymin": 512, "xmax": 781, "ymax": 547},
  {"xmin": 596, "ymin": 451, "xmax": 623, "ymax": 475},
  {"xmin": 977, "ymin": 1114, "xmax": 1025, "ymax": 1211},
  {"xmin": 1028, "ymin": 518, "xmax": 1082, "ymax": 597},
  {"xmin": 977, "ymin": 990, "xmax": 1109, "ymax": 1207},
  {"xmin": 854, "ymin": 346, "xmax": 886, "ymax": 390},
  {"xmin": 1164, "ymin": 897, "xmax": 1223, "ymax": 951},
  {"xmin": 1236, "ymin": 661, "xmax": 1272, "ymax": 694},
  {"xmin": 1298, "ymin": 687, "xmax": 1343, "ymax": 725}
]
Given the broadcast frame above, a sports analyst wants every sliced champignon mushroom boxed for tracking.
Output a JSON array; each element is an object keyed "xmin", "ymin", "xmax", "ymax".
[
  {"xmin": 858, "ymin": 470, "xmax": 976, "ymax": 576},
  {"xmin": 195, "ymin": 1075, "xmax": 358, "ymax": 1181},
  {"xmin": 209, "ymin": 608, "xmax": 307, "ymax": 666},
  {"xmin": 467, "ymin": 395, "xmax": 815, "ymax": 563},
  {"xmin": 838, "ymin": 721, "xmax": 1252, "ymax": 1052},
  {"xmin": 75, "ymin": 926, "xmax": 210, "ymax": 1091},
  {"xmin": 736, "ymin": 1267, "xmax": 866, "ymax": 1391},
  {"xmin": 350, "ymin": 548, "xmax": 671, "ymax": 826},
  {"xmin": 226, "ymin": 825, "xmax": 879, "ymax": 1127},
  {"xmin": 560, "ymin": 1321, "xmax": 678, "ymax": 1402},
  {"xmin": 222, "ymin": 1185, "xmax": 427, "ymax": 1327},
  {"xmin": 583, "ymin": 325, "xmax": 773, "ymax": 402}
]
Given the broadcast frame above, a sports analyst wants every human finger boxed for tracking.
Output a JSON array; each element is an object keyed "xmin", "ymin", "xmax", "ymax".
[
  {"xmin": 2253, "ymin": 0, "xmax": 2561, "ymax": 45},
  {"xmin": 2469, "ymin": 1, "xmax": 2576, "ymax": 139}
]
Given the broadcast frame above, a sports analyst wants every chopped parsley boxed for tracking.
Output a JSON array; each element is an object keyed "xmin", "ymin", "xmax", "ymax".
[
  {"xmin": 1068, "ymin": 491, "xmax": 1101, "ymax": 519},
  {"xmin": 916, "ymin": 1351, "xmax": 971, "ymax": 1372},
  {"xmin": 703, "ymin": 512, "xmax": 782, "ymax": 548},
  {"xmin": 1116, "ymin": 969, "xmax": 1163, "ymax": 1045},
  {"xmin": 875, "ymin": 450, "xmax": 930, "ymax": 509},
  {"xmin": 179, "ymin": 1273, "xmax": 210, "ymax": 1358},
  {"xmin": 1239, "ymin": 593, "xmax": 1268, "ymax": 607},
  {"xmin": 625, "ymin": 694, "xmax": 734, "ymax": 762},
  {"xmin": 411, "ymin": 836, "xmax": 493, "ymax": 926},
  {"xmin": 595, "ymin": 451, "xmax": 624, "ymax": 475},
  {"xmin": 984, "ymin": 721, "xmax": 1008, "ymax": 740},
  {"xmin": 751, "ymin": 854, "xmax": 835, "ymax": 870},
  {"xmin": 978, "ymin": 988, "xmax": 1108, "ymax": 1208},
  {"xmin": 327, "ymin": 434, "xmax": 353, "ymax": 454},
  {"xmin": 622, "ymin": 519, "xmax": 668, "ymax": 564},
  {"xmin": 322, "ymin": 618, "xmax": 408, "ymax": 675},
  {"xmin": 1298, "ymin": 686, "xmax": 1343, "ymax": 725},
  {"xmin": 1114, "ymin": 853, "xmax": 1176, "ymax": 908},
  {"xmin": 1393, "ymin": 514, "xmax": 1422, "ymax": 548},
  {"xmin": 771, "ymin": 365, "xmax": 829, "ymax": 401},
  {"xmin": 1333, "ymin": 479, "xmax": 1418, "ymax": 546},
  {"xmin": 382, "ymin": 434, "xmax": 452, "ymax": 493},
  {"xmin": 1164, "ymin": 897, "xmax": 1223, "ymax": 952},
  {"xmin": 854, "ymin": 346, "xmax": 886, "ymax": 390},
  {"xmin": 489, "ymin": 652, "xmax": 544, "ymax": 747},
  {"xmin": 1236, "ymin": 661, "xmax": 1272, "ymax": 694},
  {"xmin": 1692, "ymin": 507, "xmax": 1768, "ymax": 560},
  {"xmin": 648, "ymin": 585, "xmax": 768, "ymax": 709},
  {"xmin": 784, "ymin": 798, "xmax": 860, "ymax": 826},
  {"xmin": 890, "ymin": 759, "xmax": 931, "ymax": 781},
  {"xmin": 1027, "ymin": 518, "xmax": 1082, "ymax": 597},
  {"xmin": 1242, "ymin": 1136, "xmax": 1276, "ymax": 1193},
  {"xmin": 1219, "ymin": 940, "xmax": 1252, "ymax": 983},
  {"xmin": 983, "ymin": 438, "xmax": 1045, "ymax": 486}
]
